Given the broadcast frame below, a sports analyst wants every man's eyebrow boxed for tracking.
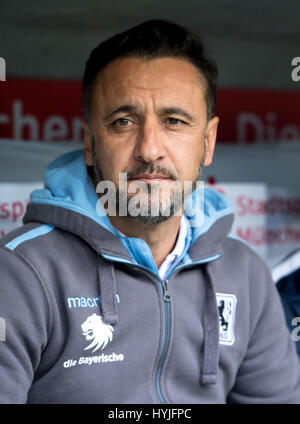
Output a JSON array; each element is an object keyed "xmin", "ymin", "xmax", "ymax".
[
  {"xmin": 159, "ymin": 107, "xmax": 194, "ymax": 121},
  {"xmin": 102, "ymin": 105, "xmax": 194, "ymax": 122},
  {"xmin": 103, "ymin": 105, "xmax": 138, "ymax": 121}
]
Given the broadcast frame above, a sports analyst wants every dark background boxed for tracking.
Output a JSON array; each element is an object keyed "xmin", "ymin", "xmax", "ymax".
[{"xmin": 1, "ymin": 0, "xmax": 300, "ymax": 91}]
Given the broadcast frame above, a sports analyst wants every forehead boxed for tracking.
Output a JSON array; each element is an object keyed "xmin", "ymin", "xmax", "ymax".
[{"xmin": 92, "ymin": 56, "xmax": 207, "ymax": 112}]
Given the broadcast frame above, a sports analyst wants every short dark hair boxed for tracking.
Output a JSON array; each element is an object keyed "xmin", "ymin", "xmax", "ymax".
[{"xmin": 82, "ymin": 19, "xmax": 218, "ymax": 121}]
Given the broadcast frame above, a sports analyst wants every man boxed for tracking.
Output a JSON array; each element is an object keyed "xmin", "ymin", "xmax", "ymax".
[{"xmin": 0, "ymin": 19, "xmax": 300, "ymax": 404}]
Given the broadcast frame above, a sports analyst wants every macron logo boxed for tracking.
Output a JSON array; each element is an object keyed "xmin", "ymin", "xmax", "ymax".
[
  {"xmin": 67, "ymin": 296, "xmax": 101, "ymax": 309},
  {"xmin": 67, "ymin": 295, "xmax": 120, "ymax": 309}
]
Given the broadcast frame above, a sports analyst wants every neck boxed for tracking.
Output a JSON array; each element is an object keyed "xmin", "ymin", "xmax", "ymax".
[{"xmin": 109, "ymin": 214, "xmax": 182, "ymax": 268}]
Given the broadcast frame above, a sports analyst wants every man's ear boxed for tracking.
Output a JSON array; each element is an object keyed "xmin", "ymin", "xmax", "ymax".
[
  {"xmin": 81, "ymin": 118, "xmax": 93, "ymax": 166},
  {"xmin": 203, "ymin": 116, "xmax": 219, "ymax": 167}
]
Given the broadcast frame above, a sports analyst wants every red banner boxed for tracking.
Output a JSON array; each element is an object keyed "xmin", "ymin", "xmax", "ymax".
[
  {"xmin": 0, "ymin": 79, "xmax": 82, "ymax": 142},
  {"xmin": 215, "ymin": 88, "xmax": 300, "ymax": 144},
  {"xmin": 1, "ymin": 79, "xmax": 300, "ymax": 143}
]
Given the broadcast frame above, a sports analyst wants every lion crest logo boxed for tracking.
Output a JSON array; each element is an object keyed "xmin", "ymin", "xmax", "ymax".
[
  {"xmin": 216, "ymin": 293, "xmax": 237, "ymax": 345},
  {"xmin": 81, "ymin": 313, "xmax": 114, "ymax": 353}
]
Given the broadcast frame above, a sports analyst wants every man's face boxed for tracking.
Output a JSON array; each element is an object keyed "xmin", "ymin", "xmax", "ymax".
[{"xmin": 83, "ymin": 56, "xmax": 218, "ymax": 223}]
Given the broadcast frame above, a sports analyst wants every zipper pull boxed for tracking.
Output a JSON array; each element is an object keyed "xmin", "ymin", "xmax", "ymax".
[{"xmin": 162, "ymin": 280, "xmax": 171, "ymax": 302}]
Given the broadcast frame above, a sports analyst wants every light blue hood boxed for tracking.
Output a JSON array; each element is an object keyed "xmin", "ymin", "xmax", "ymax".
[{"xmin": 30, "ymin": 149, "xmax": 233, "ymax": 277}]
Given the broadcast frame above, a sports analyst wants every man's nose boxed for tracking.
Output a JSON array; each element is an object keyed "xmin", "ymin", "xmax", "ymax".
[{"xmin": 133, "ymin": 119, "xmax": 165, "ymax": 163}]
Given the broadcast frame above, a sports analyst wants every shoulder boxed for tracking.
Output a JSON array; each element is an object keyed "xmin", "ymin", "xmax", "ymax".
[
  {"xmin": 219, "ymin": 235, "xmax": 271, "ymax": 279},
  {"xmin": 0, "ymin": 222, "xmax": 55, "ymax": 251},
  {"xmin": 0, "ymin": 223, "xmax": 57, "ymax": 307}
]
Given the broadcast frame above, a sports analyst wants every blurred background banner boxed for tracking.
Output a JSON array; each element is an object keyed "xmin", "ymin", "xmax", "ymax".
[{"xmin": 0, "ymin": 0, "xmax": 300, "ymax": 273}]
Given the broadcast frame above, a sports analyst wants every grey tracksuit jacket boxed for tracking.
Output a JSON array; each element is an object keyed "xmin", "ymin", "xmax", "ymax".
[{"xmin": 0, "ymin": 149, "xmax": 300, "ymax": 404}]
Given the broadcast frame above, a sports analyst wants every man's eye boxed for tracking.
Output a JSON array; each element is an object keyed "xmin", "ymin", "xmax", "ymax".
[
  {"xmin": 113, "ymin": 118, "xmax": 131, "ymax": 127},
  {"xmin": 166, "ymin": 117, "xmax": 184, "ymax": 125}
]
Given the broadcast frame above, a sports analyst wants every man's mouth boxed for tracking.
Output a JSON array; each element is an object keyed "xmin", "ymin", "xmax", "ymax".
[{"xmin": 129, "ymin": 174, "xmax": 171, "ymax": 183}]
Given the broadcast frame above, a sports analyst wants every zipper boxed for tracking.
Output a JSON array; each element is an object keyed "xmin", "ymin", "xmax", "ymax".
[
  {"xmin": 162, "ymin": 279, "xmax": 171, "ymax": 302},
  {"xmin": 155, "ymin": 279, "xmax": 171, "ymax": 404}
]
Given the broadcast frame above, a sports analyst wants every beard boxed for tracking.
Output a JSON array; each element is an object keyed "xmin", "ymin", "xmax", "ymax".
[{"xmin": 91, "ymin": 138, "xmax": 205, "ymax": 225}]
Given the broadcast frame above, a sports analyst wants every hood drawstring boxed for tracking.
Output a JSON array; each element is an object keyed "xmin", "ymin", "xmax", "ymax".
[
  {"xmin": 201, "ymin": 263, "xmax": 219, "ymax": 385},
  {"xmin": 98, "ymin": 255, "xmax": 119, "ymax": 326}
]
